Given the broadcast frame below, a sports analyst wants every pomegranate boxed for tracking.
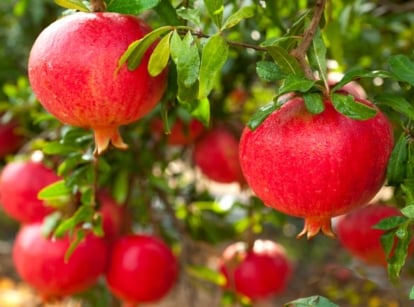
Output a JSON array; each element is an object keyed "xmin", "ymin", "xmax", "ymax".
[
  {"xmin": 193, "ymin": 126, "xmax": 245, "ymax": 184},
  {"xmin": 336, "ymin": 204, "xmax": 412, "ymax": 266},
  {"xmin": 0, "ymin": 160, "xmax": 60, "ymax": 223},
  {"xmin": 219, "ymin": 240, "xmax": 292, "ymax": 300},
  {"xmin": 105, "ymin": 234, "xmax": 179, "ymax": 305},
  {"xmin": 239, "ymin": 95, "xmax": 393, "ymax": 238},
  {"xmin": 28, "ymin": 12, "xmax": 167, "ymax": 154},
  {"xmin": 0, "ymin": 120, "xmax": 23, "ymax": 159},
  {"xmin": 151, "ymin": 118, "xmax": 205, "ymax": 145},
  {"xmin": 12, "ymin": 222, "xmax": 108, "ymax": 300}
]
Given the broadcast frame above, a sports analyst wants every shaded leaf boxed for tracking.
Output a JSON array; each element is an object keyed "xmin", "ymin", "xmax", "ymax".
[
  {"xmin": 331, "ymin": 93, "xmax": 377, "ymax": 120},
  {"xmin": 221, "ymin": 6, "xmax": 255, "ymax": 30},
  {"xmin": 148, "ymin": 31, "xmax": 172, "ymax": 77},
  {"xmin": 107, "ymin": 0, "xmax": 160, "ymax": 15},
  {"xmin": 204, "ymin": 0, "xmax": 224, "ymax": 27},
  {"xmin": 285, "ymin": 295, "xmax": 339, "ymax": 307},
  {"xmin": 389, "ymin": 54, "xmax": 414, "ymax": 86},
  {"xmin": 331, "ymin": 69, "xmax": 393, "ymax": 93},
  {"xmin": 303, "ymin": 92, "xmax": 325, "ymax": 114},
  {"xmin": 256, "ymin": 60, "xmax": 284, "ymax": 82},
  {"xmin": 176, "ymin": 7, "xmax": 201, "ymax": 27},
  {"xmin": 387, "ymin": 133, "xmax": 408, "ymax": 185},
  {"xmin": 266, "ymin": 45, "xmax": 303, "ymax": 75},
  {"xmin": 247, "ymin": 102, "xmax": 279, "ymax": 130},
  {"xmin": 388, "ymin": 225, "xmax": 412, "ymax": 283},
  {"xmin": 375, "ymin": 94, "xmax": 414, "ymax": 121},
  {"xmin": 380, "ymin": 230, "xmax": 397, "ymax": 260},
  {"xmin": 54, "ymin": 0, "xmax": 89, "ymax": 11}
]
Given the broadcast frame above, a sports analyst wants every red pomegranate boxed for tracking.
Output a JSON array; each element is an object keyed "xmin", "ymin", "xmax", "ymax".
[
  {"xmin": 105, "ymin": 234, "xmax": 179, "ymax": 305},
  {"xmin": 336, "ymin": 204, "xmax": 411, "ymax": 266},
  {"xmin": 0, "ymin": 160, "xmax": 60, "ymax": 223},
  {"xmin": 151, "ymin": 118, "xmax": 205, "ymax": 145},
  {"xmin": 239, "ymin": 95, "xmax": 393, "ymax": 238},
  {"xmin": 28, "ymin": 12, "xmax": 167, "ymax": 154},
  {"xmin": 0, "ymin": 120, "xmax": 23, "ymax": 159},
  {"xmin": 193, "ymin": 126, "xmax": 245, "ymax": 184},
  {"xmin": 12, "ymin": 222, "xmax": 109, "ymax": 300},
  {"xmin": 219, "ymin": 240, "xmax": 292, "ymax": 300}
]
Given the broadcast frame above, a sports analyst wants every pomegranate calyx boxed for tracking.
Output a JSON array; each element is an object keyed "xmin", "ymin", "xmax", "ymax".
[
  {"xmin": 93, "ymin": 126, "xmax": 128, "ymax": 155},
  {"xmin": 296, "ymin": 216, "xmax": 336, "ymax": 239}
]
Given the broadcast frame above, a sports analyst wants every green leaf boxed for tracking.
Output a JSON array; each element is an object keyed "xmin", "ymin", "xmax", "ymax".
[
  {"xmin": 54, "ymin": 205, "xmax": 95, "ymax": 238},
  {"xmin": 176, "ymin": 7, "xmax": 201, "ymax": 27},
  {"xmin": 331, "ymin": 69, "xmax": 393, "ymax": 93},
  {"xmin": 107, "ymin": 0, "xmax": 160, "ymax": 15},
  {"xmin": 148, "ymin": 31, "xmax": 172, "ymax": 77},
  {"xmin": 256, "ymin": 60, "xmax": 284, "ymax": 82},
  {"xmin": 221, "ymin": 6, "xmax": 255, "ymax": 30},
  {"xmin": 389, "ymin": 55, "xmax": 414, "ymax": 86},
  {"xmin": 386, "ymin": 133, "xmax": 408, "ymax": 185},
  {"xmin": 54, "ymin": 0, "xmax": 89, "ymax": 12},
  {"xmin": 380, "ymin": 230, "xmax": 397, "ymax": 260},
  {"xmin": 186, "ymin": 265, "xmax": 226, "ymax": 286},
  {"xmin": 278, "ymin": 75, "xmax": 315, "ymax": 95},
  {"xmin": 266, "ymin": 45, "xmax": 303, "ymax": 76},
  {"xmin": 285, "ymin": 295, "xmax": 339, "ymax": 307},
  {"xmin": 204, "ymin": 0, "xmax": 224, "ymax": 28},
  {"xmin": 374, "ymin": 216, "xmax": 407, "ymax": 230},
  {"xmin": 388, "ymin": 225, "xmax": 412, "ymax": 282},
  {"xmin": 247, "ymin": 102, "xmax": 279, "ymax": 130},
  {"xmin": 303, "ymin": 92, "xmax": 325, "ymax": 114},
  {"xmin": 375, "ymin": 94, "xmax": 414, "ymax": 121},
  {"xmin": 42, "ymin": 141, "xmax": 79, "ymax": 155},
  {"xmin": 190, "ymin": 97, "xmax": 210, "ymax": 127},
  {"xmin": 65, "ymin": 229, "xmax": 86, "ymax": 262},
  {"xmin": 38, "ymin": 180, "xmax": 71, "ymax": 201},
  {"xmin": 307, "ymin": 28, "xmax": 327, "ymax": 89},
  {"xmin": 154, "ymin": 0, "xmax": 181, "ymax": 26},
  {"xmin": 409, "ymin": 285, "xmax": 414, "ymax": 300},
  {"xmin": 113, "ymin": 170, "xmax": 129, "ymax": 204},
  {"xmin": 331, "ymin": 93, "xmax": 377, "ymax": 120},
  {"xmin": 117, "ymin": 26, "xmax": 173, "ymax": 72},
  {"xmin": 198, "ymin": 34, "xmax": 229, "ymax": 99},
  {"xmin": 401, "ymin": 205, "xmax": 414, "ymax": 218}
]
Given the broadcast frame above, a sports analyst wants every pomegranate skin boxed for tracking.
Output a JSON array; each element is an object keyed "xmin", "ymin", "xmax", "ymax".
[
  {"xmin": 106, "ymin": 234, "xmax": 179, "ymax": 304},
  {"xmin": 336, "ymin": 204, "xmax": 411, "ymax": 266},
  {"xmin": 0, "ymin": 161, "xmax": 60, "ymax": 223},
  {"xmin": 28, "ymin": 12, "xmax": 167, "ymax": 154},
  {"xmin": 239, "ymin": 96, "xmax": 394, "ymax": 238},
  {"xmin": 193, "ymin": 126, "xmax": 245, "ymax": 184},
  {"xmin": 12, "ymin": 223, "xmax": 109, "ymax": 300},
  {"xmin": 219, "ymin": 240, "xmax": 292, "ymax": 300}
]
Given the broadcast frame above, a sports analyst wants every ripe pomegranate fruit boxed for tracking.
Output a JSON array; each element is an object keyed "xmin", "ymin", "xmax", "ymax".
[
  {"xmin": 151, "ymin": 118, "xmax": 205, "ymax": 145},
  {"xmin": 12, "ymin": 222, "xmax": 108, "ymax": 300},
  {"xmin": 0, "ymin": 160, "xmax": 60, "ymax": 223},
  {"xmin": 336, "ymin": 204, "xmax": 412, "ymax": 266},
  {"xmin": 0, "ymin": 120, "xmax": 23, "ymax": 159},
  {"xmin": 105, "ymin": 234, "xmax": 179, "ymax": 305},
  {"xmin": 239, "ymin": 95, "xmax": 393, "ymax": 238},
  {"xmin": 28, "ymin": 12, "xmax": 167, "ymax": 154},
  {"xmin": 219, "ymin": 240, "xmax": 292, "ymax": 300},
  {"xmin": 193, "ymin": 126, "xmax": 245, "ymax": 184}
]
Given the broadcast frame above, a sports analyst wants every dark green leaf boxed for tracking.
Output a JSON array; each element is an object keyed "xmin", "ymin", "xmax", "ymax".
[
  {"xmin": 285, "ymin": 295, "xmax": 339, "ymax": 307},
  {"xmin": 247, "ymin": 102, "xmax": 279, "ymax": 130},
  {"xmin": 266, "ymin": 45, "xmax": 303, "ymax": 75},
  {"xmin": 148, "ymin": 31, "xmax": 172, "ymax": 77},
  {"xmin": 204, "ymin": 0, "xmax": 224, "ymax": 28},
  {"xmin": 389, "ymin": 55, "xmax": 414, "ymax": 86},
  {"xmin": 331, "ymin": 69, "xmax": 393, "ymax": 93},
  {"xmin": 221, "ymin": 6, "xmax": 255, "ymax": 30},
  {"xmin": 380, "ymin": 230, "xmax": 397, "ymax": 260},
  {"xmin": 154, "ymin": 0, "xmax": 181, "ymax": 26},
  {"xmin": 256, "ymin": 60, "xmax": 284, "ymax": 82},
  {"xmin": 307, "ymin": 28, "xmax": 328, "ymax": 89},
  {"xmin": 198, "ymin": 34, "xmax": 229, "ymax": 99},
  {"xmin": 278, "ymin": 75, "xmax": 315, "ymax": 95},
  {"xmin": 387, "ymin": 133, "xmax": 408, "ymax": 185},
  {"xmin": 375, "ymin": 94, "xmax": 414, "ymax": 121},
  {"xmin": 107, "ymin": 0, "xmax": 160, "ymax": 15},
  {"xmin": 374, "ymin": 216, "xmax": 407, "ymax": 230},
  {"xmin": 54, "ymin": 0, "xmax": 89, "ymax": 11},
  {"xmin": 186, "ymin": 265, "xmax": 226, "ymax": 286},
  {"xmin": 331, "ymin": 93, "xmax": 377, "ymax": 120},
  {"xmin": 303, "ymin": 92, "xmax": 325, "ymax": 114},
  {"xmin": 176, "ymin": 7, "xmax": 201, "ymax": 27}
]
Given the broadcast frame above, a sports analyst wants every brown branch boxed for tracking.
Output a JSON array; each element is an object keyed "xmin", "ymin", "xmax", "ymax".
[
  {"xmin": 290, "ymin": 0, "xmax": 327, "ymax": 79},
  {"xmin": 90, "ymin": 0, "xmax": 106, "ymax": 12}
]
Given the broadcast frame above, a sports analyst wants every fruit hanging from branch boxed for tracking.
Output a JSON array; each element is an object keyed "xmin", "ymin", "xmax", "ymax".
[
  {"xmin": 239, "ymin": 95, "xmax": 394, "ymax": 238},
  {"xmin": 28, "ymin": 12, "xmax": 167, "ymax": 155}
]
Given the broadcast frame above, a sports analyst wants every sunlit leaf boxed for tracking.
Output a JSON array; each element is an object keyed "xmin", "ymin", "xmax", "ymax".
[
  {"xmin": 38, "ymin": 180, "xmax": 71, "ymax": 201},
  {"xmin": 278, "ymin": 75, "xmax": 315, "ymax": 95},
  {"xmin": 176, "ymin": 7, "xmax": 201, "ymax": 27},
  {"xmin": 186, "ymin": 265, "xmax": 226, "ymax": 286},
  {"xmin": 331, "ymin": 93, "xmax": 377, "ymax": 120},
  {"xmin": 221, "ymin": 6, "xmax": 255, "ymax": 30},
  {"xmin": 148, "ymin": 31, "xmax": 172, "ymax": 77},
  {"xmin": 204, "ymin": 0, "xmax": 224, "ymax": 27},
  {"xmin": 54, "ymin": 0, "xmax": 89, "ymax": 12},
  {"xmin": 285, "ymin": 295, "xmax": 339, "ymax": 307},
  {"xmin": 107, "ymin": 0, "xmax": 160, "ymax": 14}
]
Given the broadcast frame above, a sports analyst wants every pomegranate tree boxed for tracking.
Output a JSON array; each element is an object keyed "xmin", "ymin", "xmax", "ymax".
[
  {"xmin": 12, "ymin": 222, "xmax": 108, "ymax": 300},
  {"xmin": 193, "ymin": 126, "xmax": 245, "ymax": 184},
  {"xmin": 219, "ymin": 240, "xmax": 292, "ymax": 301},
  {"xmin": 0, "ymin": 160, "xmax": 60, "ymax": 223},
  {"xmin": 105, "ymin": 234, "xmax": 179, "ymax": 305},
  {"xmin": 239, "ymin": 95, "xmax": 393, "ymax": 238},
  {"xmin": 28, "ymin": 12, "xmax": 167, "ymax": 154},
  {"xmin": 336, "ymin": 204, "xmax": 411, "ymax": 266}
]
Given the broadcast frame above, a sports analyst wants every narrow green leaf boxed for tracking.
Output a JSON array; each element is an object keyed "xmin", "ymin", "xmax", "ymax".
[
  {"xmin": 176, "ymin": 7, "xmax": 201, "ymax": 27},
  {"xmin": 42, "ymin": 141, "xmax": 79, "ymax": 155},
  {"xmin": 331, "ymin": 69, "xmax": 393, "ymax": 93},
  {"xmin": 409, "ymin": 285, "xmax": 414, "ymax": 300},
  {"xmin": 331, "ymin": 93, "xmax": 377, "ymax": 120},
  {"xmin": 107, "ymin": 0, "xmax": 160, "ymax": 15},
  {"xmin": 285, "ymin": 295, "xmax": 339, "ymax": 307},
  {"xmin": 54, "ymin": 205, "xmax": 95, "ymax": 238},
  {"xmin": 148, "ymin": 31, "xmax": 172, "ymax": 77},
  {"xmin": 38, "ymin": 180, "xmax": 70, "ymax": 201},
  {"xmin": 65, "ymin": 229, "xmax": 86, "ymax": 262},
  {"xmin": 113, "ymin": 170, "xmax": 129, "ymax": 204},
  {"xmin": 256, "ymin": 60, "xmax": 284, "ymax": 82},
  {"xmin": 389, "ymin": 55, "xmax": 414, "ymax": 86},
  {"xmin": 54, "ymin": 0, "xmax": 89, "ymax": 12},
  {"xmin": 186, "ymin": 265, "xmax": 226, "ymax": 286},
  {"xmin": 198, "ymin": 34, "xmax": 229, "ymax": 99},
  {"xmin": 247, "ymin": 102, "xmax": 279, "ymax": 130},
  {"xmin": 204, "ymin": 0, "xmax": 224, "ymax": 28},
  {"xmin": 221, "ymin": 6, "xmax": 255, "ymax": 30},
  {"xmin": 388, "ymin": 225, "xmax": 412, "ymax": 283},
  {"xmin": 375, "ymin": 94, "xmax": 414, "ymax": 121},
  {"xmin": 266, "ymin": 45, "xmax": 303, "ymax": 76},
  {"xmin": 380, "ymin": 230, "xmax": 397, "ymax": 260},
  {"xmin": 190, "ymin": 97, "xmax": 210, "ymax": 127},
  {"xmin": 387, "ymin": 133, "xmax": 408, "ymax": 185},
  {"xmin": 303, "ymin": 92, "xmax": 325, "ymax": 114},
  {"xmin": 308, "ymin": 28, "xmax": 328, "ymax": 89},
  {"xmin": 278, "ymin": 75, "xmax": 315, "ymax": 95},
  {"xmin": 374, "ymin": 216, "xmax": 407, "ymax": 230}
]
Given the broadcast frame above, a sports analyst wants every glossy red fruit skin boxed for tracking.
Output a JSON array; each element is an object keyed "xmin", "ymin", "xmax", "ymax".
[
  {"xmin": 220, "ymin": 240, "xmax": 292, "ymax": 300},
  {"xmin": 12, "ymin": 223, "xmax": 109, "ymax": 300},
  {"xmin": 106, "ymin": 234, "xmax": 179, "ymax": 304},
  {"xmin": 28, "ymin": 12, "xmax": 167, "ymax": 154},
  {"xmin": 193, "ymin": 126, "xmax": 245, "ymax": 184},
  {"xmin": 0, "ymin": 120, "xmax": 23, "ymax": 159},
  {"xmin": 0, "ymin": 161, "xmax": 60, "ymax": 223},
  {"xmin": 239, "ymin": 96, "xmax": 394, "ymax": 238},
  {"xmin": 336, "ymin": 204, "xmax": 410, "ymax": 266},
  {"xmin": 151, "ymin": 118, "xmax": 205, "ymax": 145}
]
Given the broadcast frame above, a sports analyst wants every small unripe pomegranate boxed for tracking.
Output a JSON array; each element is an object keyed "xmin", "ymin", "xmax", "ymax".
[
  {"xmin": 219, "ymin": 240, "xmax": 292, "ymax": 300},
  {"xmin": 12, "ymin": 222, "xmax": 109, "ymax": 300},
  {"xmin": 0, "ymin": 120, "xmax": 23, "ymax": 159},
  {"xmin": 336, "ymin": 204, "xmax": 412, "ymax": 266},
  {"xmin": 28, "ymin": 12, "xmax": 167, "ymax": 154},
  {"xmin": 105, "ymin": 234, "xmax": 179, "ymax": 305},
  {"xmin": 0, "ymin": 160, "xmax": 60, "ymax": 223},
  {"xmin": 151, "ymin": 118, "xmax": 205, "ymax": 145},
  {"xmin": 239, "ymin": 95, "xmax": 393, "ymax": 238},
  {"xmin": 193, "ymin": 126, "xmax": 245, "ymax": 184}
]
